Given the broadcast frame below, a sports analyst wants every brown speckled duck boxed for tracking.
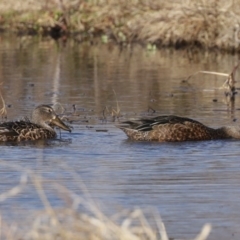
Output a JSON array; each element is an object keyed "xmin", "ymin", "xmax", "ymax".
[
  {"xmin": 0, "ymin": 104, "xmax": 71, "ymax": 142},
  {"xmin": 119, "ymin": 115, "xmax": 240, "ymax": 142}
]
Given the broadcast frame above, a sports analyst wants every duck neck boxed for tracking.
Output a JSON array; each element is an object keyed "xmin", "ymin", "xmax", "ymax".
[
  {"xmin": 33, "ymin": 119, "xmax": 54, "ymax": 132},
  {"xmin": 216, "ymin": 126, "xmax": 240, "ymax": 139}
]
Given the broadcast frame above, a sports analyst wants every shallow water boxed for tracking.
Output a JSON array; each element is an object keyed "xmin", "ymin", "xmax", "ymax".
[{"xmin": 0, "ymin": 35, "xmax": 240, "ymax": 239}]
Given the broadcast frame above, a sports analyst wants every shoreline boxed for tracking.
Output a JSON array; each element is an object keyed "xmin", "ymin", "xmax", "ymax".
[{"xmin": 0, "ymin": 1, "xmax": 240, "ymax": 52}]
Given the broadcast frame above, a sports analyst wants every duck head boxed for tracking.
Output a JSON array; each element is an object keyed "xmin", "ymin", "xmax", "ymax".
[{"xmin": 31, "ymin": 105, "xmax": 71, "ymax": 132}]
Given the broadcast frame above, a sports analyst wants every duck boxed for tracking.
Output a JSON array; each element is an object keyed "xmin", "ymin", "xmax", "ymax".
[
  {"xmin": 119, "ymin": 115, "xmax": 240, "ymax": 142},
  {"xmin": 0, "ymin": 104, "xmax": 71, "ymax": 142}
]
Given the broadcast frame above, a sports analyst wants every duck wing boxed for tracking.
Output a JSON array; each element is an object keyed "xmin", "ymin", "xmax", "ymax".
[
  {"xmin": 0, "ymin": 121, "xmax": 46, "ymax": 141},
  {"xmin": 121, "ymin": 115, "xmax": 204, "ymax": 132},
  {"xmin": 0, "ymin": 121, "xmax": 25, "ymax": 141}
]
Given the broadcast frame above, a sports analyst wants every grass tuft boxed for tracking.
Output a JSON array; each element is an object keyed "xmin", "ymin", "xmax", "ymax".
[{"xmin": 0, "ymin": 160, "xmax": 212, "ymax": 240}]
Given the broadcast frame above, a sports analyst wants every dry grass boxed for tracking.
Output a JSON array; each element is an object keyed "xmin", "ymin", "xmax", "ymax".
[
  {"xmin": 0, "ymin": 160, "xmax": 212, "ymax": 240},
  {"xmin": 0, "ymin": 0, "xmax": 240, "ymax": 51}
]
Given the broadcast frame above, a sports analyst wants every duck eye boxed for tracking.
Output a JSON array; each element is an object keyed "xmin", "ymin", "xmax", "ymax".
[{"xmin": 48, "ymin": 109, "xmax": 52, "ymax": 113}]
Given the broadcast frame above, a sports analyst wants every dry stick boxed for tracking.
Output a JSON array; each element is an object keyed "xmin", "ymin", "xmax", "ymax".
[
  {"xmin": 56, "ymin": 162, "xmax": 105, "ymax": 219},
  {"xmin": 0, "ymin": 161, "xmax": 30, "ymax": 239},
  {"xmin": 112, "ymin": 89, "xmax": 121, "ymax": 119},
  {"xmin": 102, "ymin": 106, "xmax": 107, "ymax": 122},
  {"xmin": 186, "ymin": 62, "xmax": 240, "ymax": 95},
  {"xmin": 54, "ymin": 162, "xmax": 146, "ymax": 240},
  {"xmin": 0, "ymin": 83, "xmax": 7, "ymax": 119},
  {"xmin": 0, "ymin": 162, "xmax": 29, "ymax": 202},
  {"xmin": 0, "ymin": 174, "xmax": 27, "ymax": 203},
  {"xmin": 30, "ymin": 174, "xmax": 59, "ymax": 226},
  {"xmin": 152, "ymin": 210, "xmax": 169, "ymax": 240},
  {"xmin": 186, "ymin": 70, "xmax": 228, "ymax": 82},
  {"xmin": 194, "ymin": 224, "xmax": 212, "ymax": 240},
  {"xmin": 0, "ymin": 159, "xmax": 212, "ymax": 240},
  {"xmin": 221, "ymin": 62, "xmax": 240, "ymax": 94},
  {"xmin": 133, "ymin": 209, "xmax": 158, "ymax": 240},
  {"xmin": 51, "ymin": 176, "xmax": 160, "ymax": 240},
  {"xmin": 72, "ymin": 104, "xmax": 76, "ymax": 114}
]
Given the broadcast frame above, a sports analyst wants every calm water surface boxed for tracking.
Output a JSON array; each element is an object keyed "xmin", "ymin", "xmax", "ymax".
[{"xmin": 1, "ymin": 35, "xmax": 240, "ymax": 239}]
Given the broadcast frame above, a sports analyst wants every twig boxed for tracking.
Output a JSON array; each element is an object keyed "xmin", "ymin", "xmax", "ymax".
[
  {"xmin": 0, "ymin": 82, "xmax": 7, "ymax": 119},
  {"xmin": 186, "ymin": 70, "xmax": 228, "ymax": 81},
  {"xmin": 0, "ymin": 173, "xmax": 27, "ymax": 202},
  {"xmin": 194, "ymin": 224, "xmax": 212, "ymax": 240},
  {"xmin": 102, "ymin": 106, "xmax": 107, "ymax": 122},
  {"xmin": 112, "ymin": 89, "xmax": 121, "ymax": 120}
]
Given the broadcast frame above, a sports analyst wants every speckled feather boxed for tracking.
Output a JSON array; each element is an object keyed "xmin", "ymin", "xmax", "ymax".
[
  {"xmin": 0, "ymin": 120, "xmax": 56, "ymax": 141},
  {"xmin": 120, "ymin": 115, "xmax": 235, "ymax": 142}
]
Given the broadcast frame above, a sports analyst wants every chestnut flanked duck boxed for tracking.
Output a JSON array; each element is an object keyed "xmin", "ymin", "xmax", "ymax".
[
  {"xmin": 119, "ymin": 115, "xmax": 240, "ymax": 142},
  {"xmin": 0, "ymin": 104, "xmax": 71, "ymax": 141}
]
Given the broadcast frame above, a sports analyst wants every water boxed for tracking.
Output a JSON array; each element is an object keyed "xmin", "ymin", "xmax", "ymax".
[{"xmin": 0, "ymin": 35, "xmax": 240, "ymax": 239}]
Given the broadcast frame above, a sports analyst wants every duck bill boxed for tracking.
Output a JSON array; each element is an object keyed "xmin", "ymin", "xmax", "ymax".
[{"xmin": 51, "ymin": 116, "xmax": 71, "ymax": 132}]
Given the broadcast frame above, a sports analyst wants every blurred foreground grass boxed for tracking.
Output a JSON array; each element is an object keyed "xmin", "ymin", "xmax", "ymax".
[
  {"xmin": 0, "ymin": 160, "xmax": 212, "ymax": 240},
  {"xmin": 0, "ymin": 0, "xmax": 240, "ymax": 51}
]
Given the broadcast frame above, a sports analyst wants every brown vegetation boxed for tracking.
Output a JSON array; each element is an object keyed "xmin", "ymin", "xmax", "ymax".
[
  {"xmin": 0, "ymin": 0, "xmax": 240, "ymax": 51},
  {"xmin": 0, "ymin": 161, "xmax": 211, "ymax": 240}
]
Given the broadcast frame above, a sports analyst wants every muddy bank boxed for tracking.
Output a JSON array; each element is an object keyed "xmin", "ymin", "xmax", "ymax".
[{"xmin": 0, "ymin": 0, "xmax": 240, "ymax": 52}]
